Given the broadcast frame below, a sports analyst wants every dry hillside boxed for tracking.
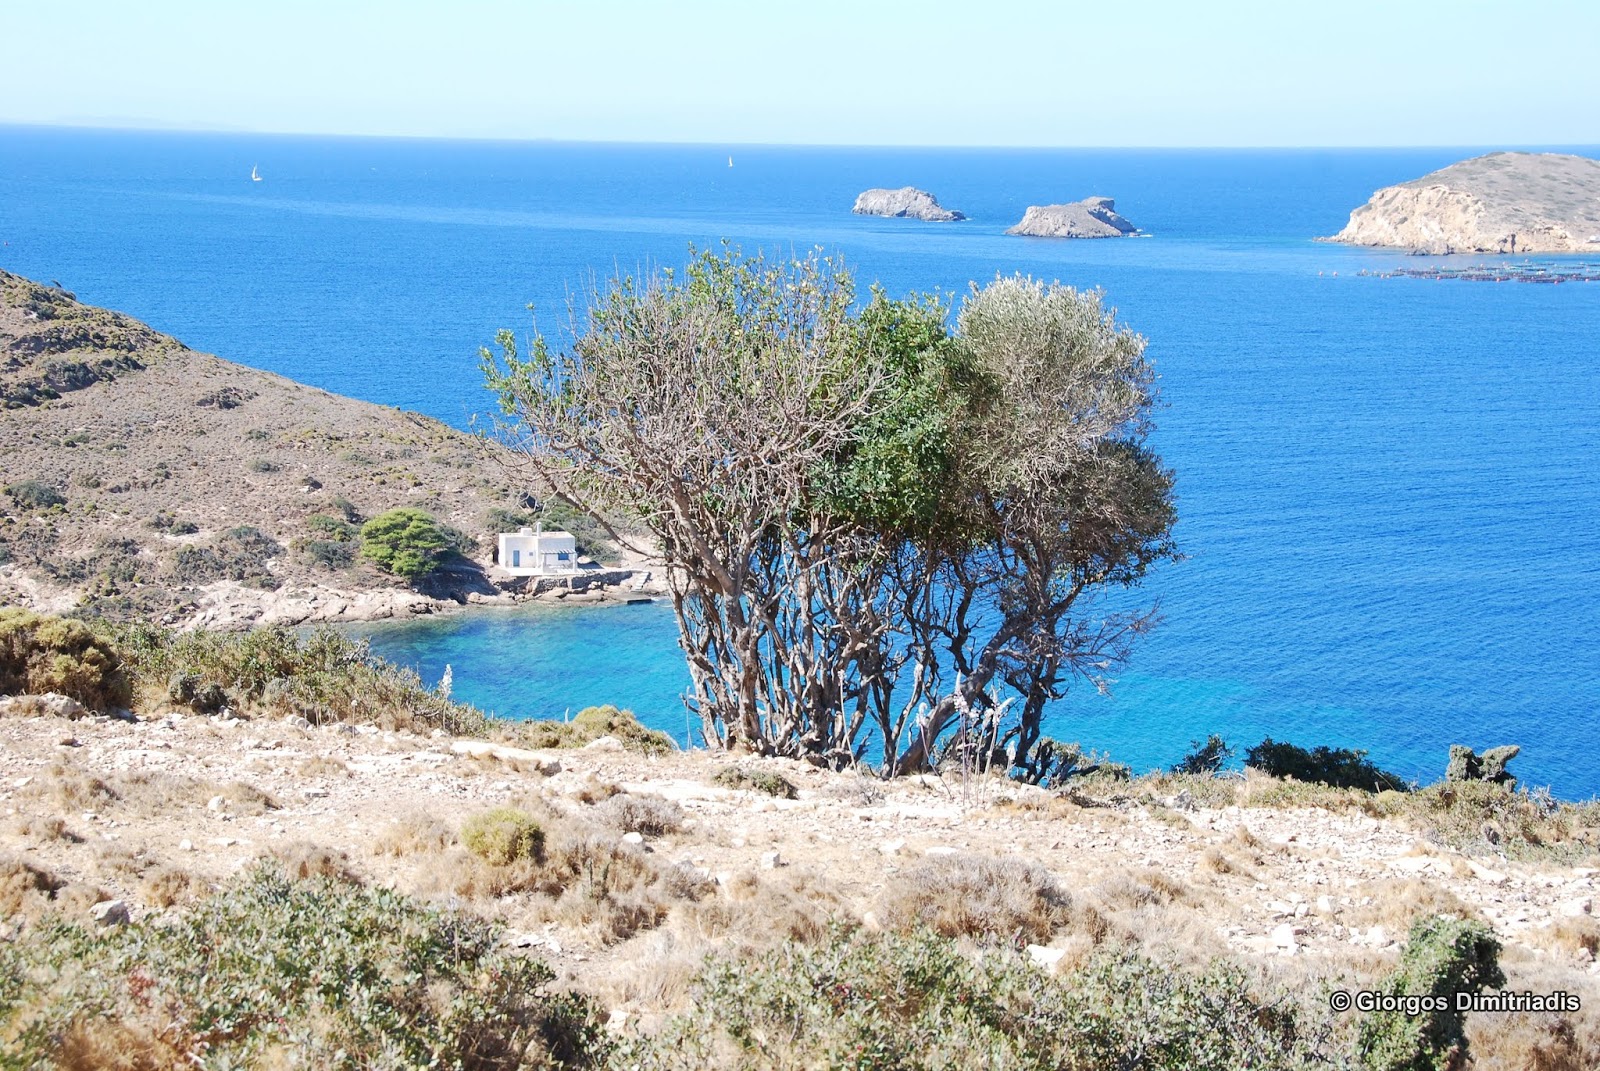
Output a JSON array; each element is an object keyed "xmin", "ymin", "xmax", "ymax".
[{"xmin": 0, "ymin": 270, "xmax": 565, "ymax": 628}]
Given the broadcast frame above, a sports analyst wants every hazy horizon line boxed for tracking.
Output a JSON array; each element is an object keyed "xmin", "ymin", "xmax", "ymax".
[{"xmin": 5, "ymin": 118, "xmax": 1598, "ymax": 154}]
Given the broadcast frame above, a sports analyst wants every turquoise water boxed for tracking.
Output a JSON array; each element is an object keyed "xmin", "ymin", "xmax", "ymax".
[{"xmin": 3, "ymin": 128, "xmax": 1598, "ymax": 794}]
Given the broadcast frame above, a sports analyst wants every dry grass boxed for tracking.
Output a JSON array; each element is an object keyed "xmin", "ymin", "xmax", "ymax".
[
  {"xmin": 9, "ymin": 814, "xmax": 78, "ymax": 843},
  {"xmin": 1343, "ymin": 879, "xmax": 1481, "ymax": 935},
  {"xmin": 879, "ymin": 852, "xmax": 1076, "ymax": 945},
  {"xmin": 23, "ymin": 763, "xmax": 119, "ymax": 810},
  {"xmin": 268, "ymin": 842, "xmax": 362, "ymax": 883},
  {"xmin": 372, "ymin": 812, "xmax": 454, "ymax": 857},
  {"xmin": 142, "ymin": 864, "xmax": 203, "ymax": 908},
  {"xmin": 1467, "ymin": 959, "xmax": 1600, "ymax": 1071},
  {"xmin": 592, "ymin": 793, "xmax": 686, "ymax": 836},
  {"xmin": 296, "ymin": 754, "xmax": 351, "ymax": 779},
  {"xmin": 0, "ymin": 853, "xmax": 106, "ymax": 920}
]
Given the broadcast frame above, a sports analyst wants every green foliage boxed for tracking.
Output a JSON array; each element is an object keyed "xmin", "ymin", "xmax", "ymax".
[
  {"xmin": 5, "ymin": 480, "xmax": 65, "ymax": 511},
  {"xmin": 0, "ymin": 606, "xmax": 131, "ymax": 709},
  {"xmin": 302, "ymin": 538, "xmax": 357, "ymax": 569},
  {"xmin": 1246, "ymin": 738, "xmax": 1409, "ymax": 793},
  {"xmin": 1174, "ymin": 734, "xmax": 1234, "ymax": 775},
  {"xmin": 713, "ymin": 766, "xmax": 798, "ymax": 799},
  {"xmin": 306, "ymin": 513, "xmax": 358, "ymax": 542},
  {"xmin": 1013, "ymin": 738, "xmax": 1131, "ymax": 787},
  {"xmin": 0, "ymin": 864, "xmax": 601, "ymax": 1068},
  {"xmin": 810, "ymin": 290, "xmax": 987, "ymax": 539},
  {"xmin": 247, "ymin": 457, "xmax": 280, "ymax": 473},
  {"xmin": 618, "ymin": 929, "xmax": 1339, "ymax": 1070},
  {"xmin": 1357, "ymin": 915, "xmax": 1503, "ymax": 1071},
  {"xmin": 110, "ymin": 621, "xmax": 489, "ymax": 735},
  {"xmin": 517, "ymin": 705, "xmax": 677, "ymax": 755},
  {"xmin": 461, "ymin": 807, "xmax": 547, "ymax": 865},
  {"xmin": 360, "ymin": 507, "xmax": 450, "ymax": 581}
]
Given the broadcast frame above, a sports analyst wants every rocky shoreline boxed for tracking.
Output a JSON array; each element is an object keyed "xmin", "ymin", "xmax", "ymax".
[{"xmin": 1325, "ymin": 151, "xmax": 1600, "ymax": 255}]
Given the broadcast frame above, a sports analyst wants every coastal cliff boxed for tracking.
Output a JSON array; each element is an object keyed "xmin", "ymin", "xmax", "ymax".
[
  {"xmin": 851, "ymin": 186, "xmax": 965, "ymax": 221},
  {"xmin": 1325, "ymin": 151, "xmax": 1600, "ymax": 255},
  {"xmin": 0, "ymin": 270, "xmax": 653, "ymax": 628},
  {"xmin": 1006, "ymin": 197, "xmax": 1139, "ymax": 238}
]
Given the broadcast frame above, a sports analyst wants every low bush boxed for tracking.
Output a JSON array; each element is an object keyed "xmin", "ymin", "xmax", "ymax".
[
  {"xmin": 0, "ymin": 864, "xmax": 602, "ymax": 1069},
  {"xmin": 518, "ymin": 704, "xmax": 676, "ymax": 755},
  {"xmin": 617, "ymin": 929, "xmax": 1339, "ymax": 1071},
  {"xmin": 462, "ymin": 807, "xmax": 546, "ymax": 865},
  {"xmin": 879, "ymin": 852, "xmax": 1077, "ymax": 945},
  {"xmin": 0, "ymin": 606, "xmax": 131, "ymax": 709},
  {"xmin": 168, "ymin": 526, "xmax": 283, "ymax": 590},
  {"xmin": 1357, "ymin": 915, "xmax": 1503, "ymax": 1071},
  {"xmin": 5, "ymin": 479, "xmax": 65, "ymax": 511},
  {"xmin": 1245, "ymin": 738, "xmax": 1409, "ymax": 792},
  {"xmin": 1173, "ymin": 734, "xmax": 1233, "ymax": 775},
  {"xmin": 593, "ymin": 794, "xmax": 686, "ymax": 836},
  {"xmin": 1014, "ymin": 737, "xmax": 1131, "ymax": 786},
  {"xmin": 713, "ymin": 765, "xmax": 797, "ymax": 799}
]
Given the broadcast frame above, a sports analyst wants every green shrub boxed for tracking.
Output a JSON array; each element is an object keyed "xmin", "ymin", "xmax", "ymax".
[
  {"xmin": 517, "ymin": 705, "xmax": 676, "ymax": 755},
  {"xmin": 1357, "ymin": 915, "xmax": 1503, "ymax": 1071},
  {"xmin": 247, "ymin": 457, "xmax": 279, "ymax": 473},
  {"xmin": 1014, "ymin": 737, "xmax": 1131, "ymax": 786},
  {"xmin": 617, "ymin": 929, "xmax": 1336, "ymax": 1070},
  {"xmin": 360, "ymin": 507, "xmax": 449, "ymax": 580},
  {"xmin": 5, "ymin": 480, "xmax": 65, "ymax": 511},
  {"xmin": 303, "ymin": 538, "xmax": 357, "ymax": 570},
  {"xmin": 307, "ymin": 513, "xmax": 359, "ymax": 542},
  {"xmin": 461, "ymin": 807, "xmax": 546, "ymax": 865},
  {"xmin": 1246, "ymin": 738, "xmax": 1409, "ymax": 792},
  {"xmin": 0, "ymin": 864, "xmax": 600, "ymax": 1068},
  {"xmin": 713, "ymin": 765, "xmax": 797, "ymax": 799},
  {"xmin": 1174, "ymin": 734, "xmax": 1233, "ymax": 775},
  {"xmin": 0, "ymin": 607, "xmax": 131, "ymax": 709}
]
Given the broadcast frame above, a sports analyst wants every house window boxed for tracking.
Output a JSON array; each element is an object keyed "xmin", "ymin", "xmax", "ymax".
[{"xmin": 557, "ymin": 552, "xmax": 570, "ymax": 561}]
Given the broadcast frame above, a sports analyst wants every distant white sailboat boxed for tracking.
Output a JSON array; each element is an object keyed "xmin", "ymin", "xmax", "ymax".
[
  {"xmin": 250, "ymin": 164, "xmax": 262, "ymax": 182},
  {"xmin": 728, "ymin": 155, "xmax": 733, "ymax": 168}
]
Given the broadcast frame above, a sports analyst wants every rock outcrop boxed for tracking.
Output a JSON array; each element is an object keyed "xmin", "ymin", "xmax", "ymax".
[
  {"xmin": 851, "ymin": 187, "xmax": 965, "ymax": 222},
  {"xmin": 1005, "ymin": 197, "xmax": 1138, "ymax": 238},
  {"xmin": 1324, "ymin": 152, "xmax": 1600, "ymax": 255}
]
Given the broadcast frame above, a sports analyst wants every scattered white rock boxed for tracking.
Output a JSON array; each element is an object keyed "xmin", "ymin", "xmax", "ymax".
[
  {"xmin": 582, "ymin": 735, "xmax": 624, "ymax": 752},
  {"xmin": 178, "ymin": 839, "xmax": 194, "ymax": 852},
  {"xmin": 1027, "ymin": 944, "xmax": 1068, "ymax": 971},
  {"xmin": 90, "ymin": 900, "xmax": 130, "ymax": 926},
  {"xmin": 621, "ymin": 831, "xmax": 645, "ymax": 846},
  {"xmin": 760, "ymin": 850, "xmax": 783, "ymax": 869},
  {"xmin": 879, "ymin": 839, "xmax": 906, "ymax": 857},
  {"xmin": 1559, "ymin": 897, "xmax": 1592, "ymax": 918}
]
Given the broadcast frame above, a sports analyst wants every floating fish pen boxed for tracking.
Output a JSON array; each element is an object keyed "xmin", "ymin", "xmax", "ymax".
[{"xmin": 1354, "ymin": 261, "xmax": 1600, "ymax": 284}]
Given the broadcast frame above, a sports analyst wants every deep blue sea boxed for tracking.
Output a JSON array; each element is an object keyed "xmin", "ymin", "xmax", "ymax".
[{"xmin": 3, "ymin": 127, "xmax": 1598, "ymax": 795}]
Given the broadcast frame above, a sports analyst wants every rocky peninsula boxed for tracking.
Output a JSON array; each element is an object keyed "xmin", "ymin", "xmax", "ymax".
[
  {"xmin": 1006, "ymin": 196, "xmax": 1139, "ymax": 238},
  {"xmin": 0, "ymin": 270, "xmax": 659, "ymax": 629},
  {"xmin": 851, "ymin": 186, "xmax": 965, "ymax": 221},
  {"xmin": 1325, "ymin": 151, "xmax": 1600, "ymax": 255}
]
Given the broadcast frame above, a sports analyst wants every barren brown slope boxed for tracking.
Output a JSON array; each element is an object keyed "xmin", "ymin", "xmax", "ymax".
[
  {"xmin": 1325, "ymin": 151, "xmax": 1600, "ymax": 254},
  {"xmin": 0, "ymin": 270, "xmax": 532, "ymax": 627}
]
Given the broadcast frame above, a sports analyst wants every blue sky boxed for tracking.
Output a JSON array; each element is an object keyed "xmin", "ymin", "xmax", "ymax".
[{"xmin": 4, "ymin": 0, "xmax": 1596, "ymax": 146}]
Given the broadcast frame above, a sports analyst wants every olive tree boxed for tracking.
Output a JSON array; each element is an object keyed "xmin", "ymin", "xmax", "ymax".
[{"xmin": 483, "ymin": 247, "xmax": 1175, "ymax": 776}]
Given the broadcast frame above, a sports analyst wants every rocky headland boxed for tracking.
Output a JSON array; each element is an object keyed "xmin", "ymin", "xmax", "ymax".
[
  {"xmin": 851, "ymin": 186, "xmax": 966, "ymax": 221},
  {"xmin": 1006, "ymin": 196, "xmax": 1140, "ymax": 238},
  {"xmin": 1325, "ymin": 151, "xmax": 1600, "ymax": 255},
  {"xmin": 0, "ymin": 270, "xmax": 660, "ymax": 629}
]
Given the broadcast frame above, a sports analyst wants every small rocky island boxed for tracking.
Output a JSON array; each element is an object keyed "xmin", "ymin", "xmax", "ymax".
[
  {"xmin": 1006, "ymin": 196, "xmax": 1139, "ymax": 238},
  {"xmin": 1325, "ymin": 151, "xmax": 1600, "ymax": 255},
  {"xmin": 851, "ymin": 187, "xmax": 965, "ymax": 222}
]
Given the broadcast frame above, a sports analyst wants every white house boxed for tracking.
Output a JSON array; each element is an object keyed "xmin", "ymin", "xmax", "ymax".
[{"xmin": 497, "ymin": 523, "xmax": 579, "ymax": 576}]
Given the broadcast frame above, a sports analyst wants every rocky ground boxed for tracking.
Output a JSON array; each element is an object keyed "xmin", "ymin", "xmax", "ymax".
[{"xmin": 4, "ymin": 704, "xmax": 1597, "ymax": 1058}]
